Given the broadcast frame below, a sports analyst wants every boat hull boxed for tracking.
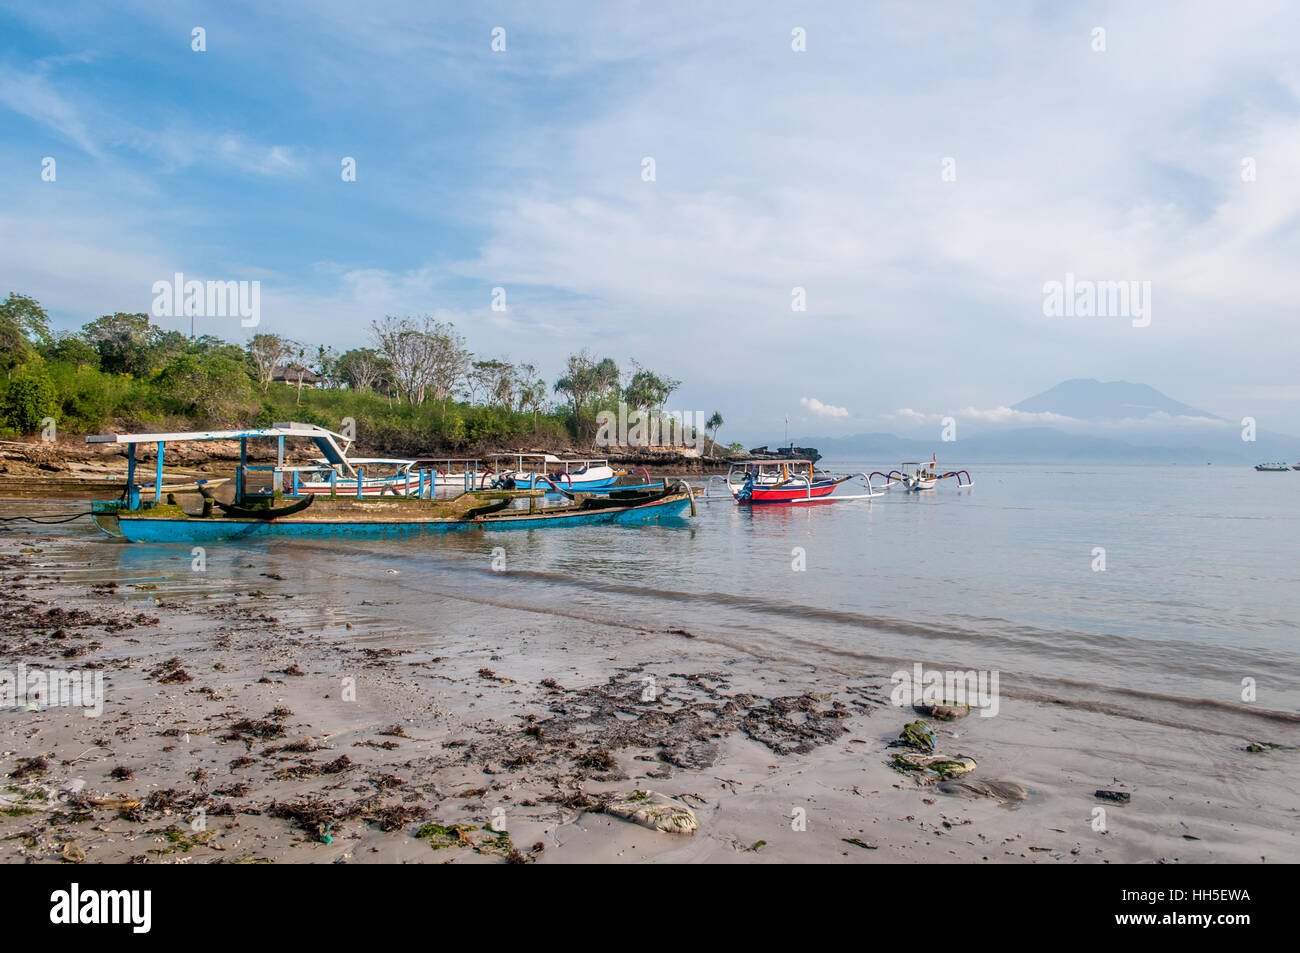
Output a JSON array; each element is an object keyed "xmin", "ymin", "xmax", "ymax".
[
  {"xmin": 739, "ymin": 480, "xmax": 840, "ymax": 505},
  {"xmin": 108, "ymin": 493, "xmax": 692, "ymax": 542}
]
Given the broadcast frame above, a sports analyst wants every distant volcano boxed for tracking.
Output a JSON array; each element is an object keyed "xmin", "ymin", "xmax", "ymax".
[{"xmin": 1012, "ymin": 379, "xmax": 1221, "ymax": 421}]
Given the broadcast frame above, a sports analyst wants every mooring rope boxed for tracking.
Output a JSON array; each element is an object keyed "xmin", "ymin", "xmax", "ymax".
[{"xmin": 0, "ymin": 511, "xmax": 94, "ymax": 524}]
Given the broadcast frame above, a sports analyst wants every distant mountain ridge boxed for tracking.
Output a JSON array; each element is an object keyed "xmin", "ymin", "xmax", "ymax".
[
  {"xmin": 1012, "ymin": 379, "xmax": 1220, "ymax": 420},
  {"xmin": 792, "ymin": 380, "xmax": 1293, "ymax": 463}
]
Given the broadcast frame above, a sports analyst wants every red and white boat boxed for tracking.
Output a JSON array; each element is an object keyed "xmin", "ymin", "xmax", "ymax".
[{"xmin": 717, "ymin": 459, "xmax": 872, "ymax": 505}]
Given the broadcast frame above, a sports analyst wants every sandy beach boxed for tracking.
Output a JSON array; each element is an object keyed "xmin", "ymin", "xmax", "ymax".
[{"xmin": 2, "ymin": 524, "xmax": 1296, "ymax": 865}]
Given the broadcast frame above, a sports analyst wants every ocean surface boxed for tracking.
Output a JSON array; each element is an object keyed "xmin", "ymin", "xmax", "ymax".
[{"xmin": 5, "ymin": 462, "xmax": 1299, "ymax": 712}]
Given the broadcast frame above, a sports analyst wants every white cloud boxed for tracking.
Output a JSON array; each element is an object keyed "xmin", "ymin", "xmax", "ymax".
[
  {"xmin": 216, "ymin": 137, "xmax": 302, "ymax": 176},
  {"xmin": 801, "ymin": 397, "xmax": 848, "ymax": 418},
  {"xmin": 0, "ymin": 65, "xmax": 101, "ymax": 156}
]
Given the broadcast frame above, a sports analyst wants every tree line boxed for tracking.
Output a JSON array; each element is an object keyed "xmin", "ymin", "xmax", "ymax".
[{"xmin": 0, "ymin": 293, "xmax": 731, "ymax": 454}]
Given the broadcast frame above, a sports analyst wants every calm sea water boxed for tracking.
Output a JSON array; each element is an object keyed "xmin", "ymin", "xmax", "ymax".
[{"xmin": 7, "ymin": 463, "xmax": 1300, "ymax": 711}]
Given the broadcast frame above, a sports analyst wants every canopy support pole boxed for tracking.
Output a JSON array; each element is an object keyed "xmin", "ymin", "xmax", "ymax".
[{"xmin": 126, "ymin": 444, "xmax": 139, "ymax": 510}]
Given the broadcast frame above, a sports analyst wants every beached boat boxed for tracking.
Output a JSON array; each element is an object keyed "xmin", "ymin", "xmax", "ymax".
[
  {"xmin": 140, "ymin": 477, "xmax": 230, "ymax": 494},
  {"xmin": 291, "ymin": 457, "xmax": 493, "ymax": 496},
  {"xmin": 870, "ymin": 456, "xmax": 974, "ymax": 492},
  {"xmin": 86, "ymin": 424, "xmax": 694, "ymax": 542},
  {"xmin": 704, "ymin": 459, "xmax": 882, "ymax": 505},
  {"xmin": 1255, "ymin": 462, "xmax": 1291, "ymax": 472},
  {"xmin": 485, "ymin": 454, "xmax": 624, "ymax": 491}
]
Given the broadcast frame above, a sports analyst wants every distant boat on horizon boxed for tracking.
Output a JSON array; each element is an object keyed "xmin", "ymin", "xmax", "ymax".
[{"xmin": 1254, "ymin": 462, "xmax": 1291, "ymax": 471}]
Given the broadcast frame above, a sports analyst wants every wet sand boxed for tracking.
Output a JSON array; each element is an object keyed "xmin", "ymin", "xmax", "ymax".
[{"xmin": 1, "ymin": 524, "xmax": 1297, "ymax": 864}]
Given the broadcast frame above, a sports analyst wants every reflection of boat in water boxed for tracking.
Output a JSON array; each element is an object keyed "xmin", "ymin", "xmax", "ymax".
[
  {"xmin": 870, "ymin": 455, "xmax": 973, "ymax": 492},
  {"xmin": 1255, "ymin": 462, "xmax": 1291, "ymax": 471},
  {"xmin": 704, "ymin": 459, "xmax": 881, "ymax": 506},
  {"xmin": 87, "ymin": 424, "xmax": 694, "ymax": 542}
]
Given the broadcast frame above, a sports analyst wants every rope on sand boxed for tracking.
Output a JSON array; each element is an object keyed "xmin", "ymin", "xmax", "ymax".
[{"xmin": 0, "ymin": 511, "xmax": 93, "ymax": 524}]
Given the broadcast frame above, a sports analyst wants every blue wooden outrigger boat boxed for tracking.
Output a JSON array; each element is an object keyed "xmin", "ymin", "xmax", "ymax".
[{"xmin": 87, "ymin": 424, "xmax": 694, "ymax": 543}]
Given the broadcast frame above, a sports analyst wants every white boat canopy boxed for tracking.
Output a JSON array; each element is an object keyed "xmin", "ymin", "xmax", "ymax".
[
  {"xmin": 86, "ymin": 421, "xmax": 350, "ymax": 447},
  {"xmin": 85, "ymin": 422, "xmax": 357, "ymax": 504}
]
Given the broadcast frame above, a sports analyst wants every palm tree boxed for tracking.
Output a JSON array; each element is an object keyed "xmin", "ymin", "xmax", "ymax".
[{"xmin": 706, "ymin": 411, "xmax": 724, "ymax": 457}]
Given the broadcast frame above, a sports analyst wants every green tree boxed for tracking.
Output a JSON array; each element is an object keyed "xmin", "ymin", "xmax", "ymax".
[
  {"xmin": 1, "ymin": 363, "xmax": 57, "ymax": 434},
  {"xmin": 246, "ymin": 333, "xmax": 295, "ymax": 393},
  {"xmin": 469, "ymin": 359, "xmax": 516, "ymax": 408},
  {"xmin": 82, "ymin": 313, "xmax": 166, "ymax": 376},
  {"xmin": 623, "ymin": 361, "xmax": 680, "ymax": 412},
  {"xmin": 46, "ymin": 333, "xmax": 100, "ymax": 370},
  {"xmin": 371, "ymin": 315, "xmax": 469, "ymax": 408},
  {"xmin": 554, "ymin": 350, "xmax": 620, "ymax": 436},
  {"xmin": 154, "ymin": 352, "xmax": 253, "ymax": 422},
  {"xmin": 0, "ymin": 293, "xmax": 51, "ymax": 378},
  {"xmin": 312, "ymin": 345, "xmax": 339, "ymax": 388},
  {"xmin": 515, "ymin": 362, "xmax": 546, "ymax": 426},
  {"xmin": 336, "ymin": 347, "xmax": 389, "ymax": 393},
  {"xmin": 705, "ymin": 411, "xmax": 724, "ymax": 456}
]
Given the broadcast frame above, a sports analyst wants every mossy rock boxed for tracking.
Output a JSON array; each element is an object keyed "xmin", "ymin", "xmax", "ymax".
[
  {"xmin": 415, "ymin": 823, "xmax": 478, "ymax": 849},
  {"xmin": 415, "ymin": 822, "xmax": 512, "ymax": 855},
  {"xmin": 889, "ymin": 753, "xmax": 977, "ymax": 781},
  {"xmin": 914, "ymin": 701, "xmax": 970, "ymax": 721},
  {"xmin": 603, "ymin": 790, "xmax": 698, "ymax": 834},
  {"xmin": 895, "ymin": 720, "xmax": 935, "ymax": 752}
]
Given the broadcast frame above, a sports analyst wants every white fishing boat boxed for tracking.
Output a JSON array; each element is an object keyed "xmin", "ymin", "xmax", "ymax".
[
  {"xmin": 870, "ymin": 455, "xmax": 973, "ymax": 492},
  {"xmin": 486, "ymin": 454, "xmax": 622, "ymax": 491},
  {"xmin": 1254, "ymin": 462, "xmax": 1291, "ymax": 472}
]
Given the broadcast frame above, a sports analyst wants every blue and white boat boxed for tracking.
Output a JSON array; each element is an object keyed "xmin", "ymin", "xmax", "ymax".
[
  {"xmin": 87, "ymin": 424, "xmax": 694, "ymax": 543},
  {"xmin": 486, "ymin": 454, "xmax": 624, "ymax": 491}
]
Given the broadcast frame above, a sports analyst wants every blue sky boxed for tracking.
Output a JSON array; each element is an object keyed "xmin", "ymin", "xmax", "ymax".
[{"xmin": 2, "ymin": 1, "xmax": 1299, "ymax": 444}]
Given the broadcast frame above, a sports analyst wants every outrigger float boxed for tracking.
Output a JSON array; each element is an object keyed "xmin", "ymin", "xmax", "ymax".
[
  {"xmin": 86, "ymin": 424, "xmax": 694, "ymax": 543},
  {"xmin": 703, "ymin": 459, "xmax": 884, "ymax": 505},
  {"xmin": 868, "ymin": 455, "xmax": 974, "ymax": 492}
]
